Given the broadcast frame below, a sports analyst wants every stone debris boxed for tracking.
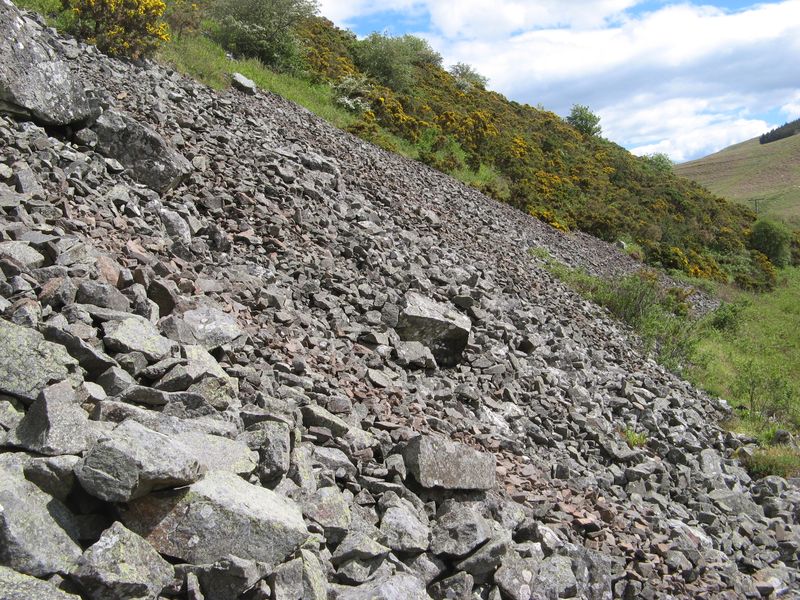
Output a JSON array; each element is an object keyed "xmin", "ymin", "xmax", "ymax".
[{"xmin": 0, "ymin": 2, "xmax": 798, "ymax": 598}]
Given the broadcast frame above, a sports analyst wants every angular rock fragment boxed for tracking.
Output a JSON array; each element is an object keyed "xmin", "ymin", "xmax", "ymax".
[
  {"xmin": 0, "ymin": 241, "xmax": 45, "ymax": 268},
  {"xmin": 75, "ymin": 419, "xmax": 206, "ymax": 502},
  {"xmin": 396, "ymin": 292, "xmax": 471, "ymax": 367},
  {"xmin": 72, "ymin": 521, "xmax": 174, "ymax": 600},
  {"xmin": 0, "ymin": 460, "xmax": 81, "ymax": 576},
  {"xmin": 270, "ymin": 550, "xmax": 327, "ymax": 600},
  {"xmin": 92, "ymin": 109, "xmax": 191, "ymax": 193},
  {"xmin": 173, "ymin": 430, "xmax": 258, "ymax": 476},
  {"xmin": 9, "ymin": 382, "xmax": 96, "ymax": 456},
  {"xmin": 380, "ymin": 505, "xmax": 430, "ymax": 553},
  {"xmin": 0, "ymin": 565, "xmax": 82, "ymax": 600},
  {"xmin": 336, "ymin": 574, "xmax": 432, "ymax": 600},
  {"xmin": 402, "ymin": 435, "xmax": 495, "ymax": 490},
  {"xmin": 331, "ymin": 531, "xmax": 390, "ymax": 566},
  {"xmin": 0, "ymin": 319, "xmax": 78, "ymax": 403},
  {"xmin": 121, "ymin": 470, "xmax": 309, "ymax": 567},
  {"xmin": 195, "ymin": 555, "xmax": 267, "ymax": 600},
  {"xmin": 303, "ymin": 485, "xmax": 352, "ymax": 543},
  {"xmin": 533, "ymin": 555, "xmax": 577, "ymax": 598},
  {"xmin": 102, "ymin": 317, "xmax": 176, "ymax": 362},
  {"xmin": 231, "ymin": 73, "xmax": 258, "ymax": 95},
  {"xmin": 0, "ymin": 0, "xmax": 93, "ymax": 126},
  {"xmin": 160, "ymin": 305, "xmax": 246, "ymax": 350},
  {"xmin": 430, "ymin": 506, "xmax": 493, "ymax": 558}
]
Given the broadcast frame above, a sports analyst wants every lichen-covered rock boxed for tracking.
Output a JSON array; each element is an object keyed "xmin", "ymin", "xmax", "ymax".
[
  {"xmin": 380, "ymin": 505, "xmax": 430, "ymax": 553},
  {"xmin": 102, "ymin": 317, "xmax": 176, "ymax": 362},
  {"xmin": 303, "ymin": 485, "xmax": 352, "ymax": 544},
  {"xmin": 0, "ymin": 565, "xmax": 82, "ymax": 600},
  {"xmin": 160, "ymin": 306, "xmax": 246, "ymax": 350},
  {"xmin": 0, "ymin": 0, "xmax": 93, "ymax": 126},
  {"xmin": 71, "ymin": 521, "xmax": 174, "ymax": 600},
  {"xmin": 336, "ymin": 574, "xmax": 432, "ymax": 600},
  {"xmin": 0, "ymin": 460, "xmax": 81, "ymax": 576},
  {"xmin": 430, "ymin": 506, "xmax": 493, "ymax": 558},
  {"xmin": 0, "ymin": 320, "xmax": 78, "ymax": 404},
  {"xmin": 8, "ymin": 381, "xmax": 96, "ymax": 456},
  {"xmin": 173, "ymin": 430, "xmax": 258, "ymax": 476},
  {"xmin": 0, "ymin": 241, "xmax": 45, "ymax": 268},
  {"xmin": 402, "ymin": 435, "xmax": 495, "ymax": 490},
  {"xmin": 75, "ymin": 419, "xmax": 206, "ymax": 502},
  {"xmin": 395, "ymin": 292, "xmax": 471, "ymax": 367},
  {"xmin": 121, "ymin": 470, "xmax": 309, "ymax": 567},
  {"xmin": 92, "ymin": 109, "xmax": 191, "ymax": 193}
]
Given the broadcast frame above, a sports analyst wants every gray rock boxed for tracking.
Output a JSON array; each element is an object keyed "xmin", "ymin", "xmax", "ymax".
[
  {"xmin": 92, "ymin": 109, "xmax": 191, "ymax": 193},
  {"xmin": 160, "ymin": 209, "xmax": 192, "ymax": 244},
  {"xmin": 394, "ymin": 341, "xmax": 436, "ymax": 369},
  {"xmin": 0, "ymin": 460, "xmax": 81, "ymax": 576},
  {"xmin": 331, "ymin": 531, "xmax": 391, "ymax": 566},
  {"xmin": 121, "ymin": 470, "xmax": 309, "ymax": 567},
  {"xmin": 0, "ymin": 320, "xmax": 78, "ymax": 403},
  {"xmin": 429, "ymin": 571, "xmax": 473, "ymax": 600},
  {"xmin": 102, "ymin": 317, "xmax": 176, "ymax": 362},
  {"xmin": 41, "ymin": 324, "xmax": 118, "ymax": 375},
  {"xmin": 301, "ymin": 404, "xmax": 350, "ymax": 437},
  {"xmin": 23, "ymin": 454, "xmax": 80, "ymax": 502},
  {"xmin": 402, "ymin": 435, "xmax": 495, "ymax": 490},
  {"xmin": 533, "ymin": 555, "xmax": 577, "ymax": 598},
  {"xmin": 76, "ymin": 280, "xmax": 131, "ymax": 312},
  {"xmin": 0, "ymin": 241, "xmax": 45, "ymax": 268},
  {"xmin": 380, "ymin": 505, "xmax": 430, "ymax": 553},
  {"xmin": 75, "ymin": 419, "xmax": 206, "ymax": 502},
  {"xmin": 494, "ymin": 553, "xmax": 539, "ymax": 600},
  {"xmin": 454, "ymin": 537, "xmax": 510, "ymax": 584},
  {"xmin": 0, "ymin": 0, "xmax": 93, "ymax": 126},
  {"xmin": 337, "ymin": 574, "xmax": 432, "ymax": 600},
  {"xmin": 10, "ymin": 382, "xmax": 96, "ymax": 456},
  {"xmin": 270, "ymin": 550, "xmax": 327, "ymax": 600},
  {"xmin": 174, "ymin": 430, "xmax": 258, "ymax": 476},
  {"xmin": 160, "ymin": 306, "xmax": 246, "ymax": 350},
  {"xmin": 240, "ymin": 420, "xmax": 291, "ymax": 481},
  {"xmin": 396, "ymin": 292, "xmax": 471, "ymax": 367},
  {"xmin": 195, "ymin": 555, "xmax": 267, "ymax": 600},
  {"xmin": 303, "ymin": 485, "xmax": 352, "ymax": 543},
  {"xmin": 0, "ymin": 565, "xmax": 82, "ymax": 600},
  {"xmin": 72, "ymin": 521, "xmax": 174, "ymax": 600},
  {"xmin": 430, "ymin": 506, "xmax": 492, "ymax": 558},
  {"xmin": 231, "ymin": 73, "xmax": 258, "ymax": 95}
]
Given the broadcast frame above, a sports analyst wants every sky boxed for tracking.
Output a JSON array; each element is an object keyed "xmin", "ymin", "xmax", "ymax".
[{"xmin": 317, "ymin": 0, "xmax": 800, "ymax": 162}]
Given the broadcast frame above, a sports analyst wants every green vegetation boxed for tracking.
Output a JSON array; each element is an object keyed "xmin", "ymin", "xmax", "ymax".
[
  {"xmin": 760, "ymin": 117, "xmax": 800, "ymax": 145},
  {"xmin": 750, "ymin": 218, "xmax": 792, "ymax": 268},
  {"xmin": 675, "ymin": 134, "xmax": 800, "ymax": 227},
  {"xmin": 743, "ymin": 446, "xmax": 800, "ymax": 479},
  {"xmin": 566, "ymin": 104, "xmax": 602, "ymax": 137},
  {"xmin": 623, "ymin": 428, "xmax": 648, "ymax": 449}
]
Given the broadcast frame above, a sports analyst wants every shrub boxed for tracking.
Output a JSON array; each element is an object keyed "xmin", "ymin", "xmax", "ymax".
[
  {"xmin": 732, "ymin": 360, "xmax": 797, "ymax": 425},
  {"xmin": 67, "ymin": 0, "xmax": 170, "ymax": 58},
  {"xmin": 623, "ymin": 428, "xmax": 648, "ymax": 448},
  {"xmin": 164, "ymin": 0, "xmax": 203, "ymax": 39},
  {"xmin": 207, "ymin": 0, "xmax": 317, "ymax": 70},
  {"xmin": 750, "ymin": 218, "xmax": 791, "ymax": 268},
  {"xmin": 449, "ymin": 62, "xmax": 488, "ymax": 91},
  {"xmin": 708, "ymin": 300, "xmax": 748, "ymax": 334}
]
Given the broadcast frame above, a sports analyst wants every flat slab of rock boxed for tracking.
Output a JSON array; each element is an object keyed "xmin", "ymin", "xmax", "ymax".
[
  {"xmin": 403, "ymin": 435, "xmax": 495, "ymax": 490},
  {"xmin": 0, "ymin": 565, "xmax": 81, "ymax": 600},
  {"xmin": 174, "ymin": 430, "xmax": 258, "ymax": 476},
  {"xmin": 395, "ymin": 292, "xmax": 470, "ymax": 367},
  {"xmin": 231, "ymin": 73, "xmax": 258, "ymax": 95},
  {"xmin": 0, "ymin": 320, "xmax": 78, "ymax": 403},
  {"xmin": 76, "ymin": 419, "xmax": 206, "ymax": 502},
  {"xmin": 0, "ymin": 460, "xmax": 81, "ymax": 576},
  {"xmin": 0, "ymin": 241, "xmax": 45, "ymax": 268},
  {"xmin": 72, "ymin": 521, "xmax": 174, "ymax": 600},
  {"xmin": 92, "ymin": 109, "xmax": 191, "ymax": 193},
  {"xmin": 0, "ymin": 0, "xmax": 93, "ymax": 126},
  {"xmin": 102, "ymin": 317, "xmax": 176, "ymax": 362},
  {"xmin": 121, "ymin": 470, "xmax": 309, "ymax": 567},
  {"xmin": 160, "ymin": 306, "xmax": 246, "ymax": 350},
  {"xmin": 337, "ymin": 574, "xmax": 432, "ymax": 600}
]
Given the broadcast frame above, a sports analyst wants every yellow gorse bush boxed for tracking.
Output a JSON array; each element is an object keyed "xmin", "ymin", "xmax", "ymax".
[{"xmin": 68, "ymin": 0, "xmax": 169, "ymax": 58}]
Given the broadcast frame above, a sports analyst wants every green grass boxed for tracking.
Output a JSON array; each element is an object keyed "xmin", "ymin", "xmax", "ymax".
[
  {"xmin": 743, "ymin": 446, "xmax": 800, "ymax": 479},
  {"xmin": 676, "ymin": 134, "xmax": 800, "ymax": 227},
  {"xmin": 623, "ymin": 428, "xmax": 648, "ymax": 449}
]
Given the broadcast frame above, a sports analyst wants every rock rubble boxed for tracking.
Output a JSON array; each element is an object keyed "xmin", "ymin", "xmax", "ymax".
[{"xmin": 0, "ymin": 3, "xmax": 798, "ymax": 599}]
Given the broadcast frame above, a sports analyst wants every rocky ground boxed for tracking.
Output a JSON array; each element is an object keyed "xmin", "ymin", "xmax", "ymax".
[{"xmin": 0, "ymin": 2, "xmax": 798, "ymax": 598}]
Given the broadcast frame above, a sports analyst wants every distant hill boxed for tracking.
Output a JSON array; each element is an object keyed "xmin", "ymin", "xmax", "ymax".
[{"xmin": 675, "ymin": 131, "xmax": 800, "ymax": 226}]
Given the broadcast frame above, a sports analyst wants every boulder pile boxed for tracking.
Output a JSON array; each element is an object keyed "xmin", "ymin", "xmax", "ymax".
[{"xmin": 0, "ymin": 2, "xmax": 798, "ymax": 598}]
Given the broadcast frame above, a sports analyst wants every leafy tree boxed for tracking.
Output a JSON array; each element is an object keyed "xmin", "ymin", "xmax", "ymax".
[
  {"xmin": 65, "ymin": 0, "xmax": 170, "ymax": 58},
  {"xmin": 750, "ymin": 218, "xmax": 792, "ymax": 268},
  {"xmin": 449, "ymin": 62, "xmax": 488, "ymax": 91},
  {"xmin": 207, "ymin": 0, "xmax": 318, "ymax": 69},
  {"xmin": 566, "ymin": 103, "xmax": 601, "ymax": 137},
  {"xmin": 352, "ymin": 33, "xmax": 441, "ymax": 93},
  {"xmin": 643, "ymin": 152, "xmax": 673, "ymax": 174},
  {"xmin": 164, "ymin": 0, "xmax": 204, "ymax": 39}
]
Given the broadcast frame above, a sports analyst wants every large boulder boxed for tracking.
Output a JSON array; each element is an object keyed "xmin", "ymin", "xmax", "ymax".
[
  {"xmin": 102, "ymin": 317, "xmax": 176, "ymax": 362},
  {"xmin": 121, "ymin": 470, "xmax": 309, "ymax": 567},
  {"xmin": 395, "ymin": 292, "xmax": 471, "ymax": 367},
  {"xmin": 72, "ymin": 521, "xmax": 174, "ymax": 600},
  {"xmin": 75, "ymin": 419, "xmax": 206, "ymax": 503},
  {"xmin": 160, "ymin": 306, "xmax": 247, "ymax": 350},
  {"xmin": 0, "ymin": 0, "xmax": 93, "ymax": 126},
  {"xmin": 337, "ymin": 574, "xmax": 432, "ymax": 600},
  {"xmin": 92, "ymin": 109, "xmax": 192, "ymax": 193},
  {"xmin": 402, "ymin": 435, "xmax": 495, "ymax": 490},
  {"xmin": 0, "ymin": 320, "xmax": 78, "ymax": 404},
  {"xmin": 0, "ymin": 460, "xmax": 81, "ymax": 577}
]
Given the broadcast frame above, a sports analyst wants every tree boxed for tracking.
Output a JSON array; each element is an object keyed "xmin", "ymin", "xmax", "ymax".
[
  {"xmin": 352, "ymin": 33, "xmax": 441, "ymax": 93},
  {"xmin": 449, "ymin": 62, "xmax": 488, "ymax": 91},
  {"xmin": 207, "ymin": 0, "xmax": 318, "ymax": 69},
  {"xmin": 566, "ymin": 104, "xmax": 601, "ymax": 137},
  {"xmin": 643, "ymin": 152, "xmax": 673, "ymax": 174},
  {"xmin": 750, "ymin": 218, "xmax": 792, "ymax": 268}
]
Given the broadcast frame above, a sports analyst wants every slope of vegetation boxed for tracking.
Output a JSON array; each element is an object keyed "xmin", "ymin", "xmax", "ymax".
[{"xmin": 676, "ymin": 133, "xmax": 800, "ymax": 227}]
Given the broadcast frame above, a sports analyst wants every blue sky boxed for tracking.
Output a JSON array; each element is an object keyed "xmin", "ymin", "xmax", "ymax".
[{"xmin": 318, "ymin": 0, "xmax": 800, "ymax": 162}]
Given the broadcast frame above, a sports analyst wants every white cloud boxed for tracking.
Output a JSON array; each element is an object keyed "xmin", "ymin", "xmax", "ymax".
[{"xmin": 318, "ymin": 0, "xmax": 800, "ymax": 161}]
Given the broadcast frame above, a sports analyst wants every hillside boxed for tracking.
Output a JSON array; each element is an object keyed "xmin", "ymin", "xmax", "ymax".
[
  {"xmin": 1, "ymin": 3, "xmax": 799, "ymax": 599},
  {"xmin": 676, "ymin": 132, "xmax": 800, "ymax": 226}
]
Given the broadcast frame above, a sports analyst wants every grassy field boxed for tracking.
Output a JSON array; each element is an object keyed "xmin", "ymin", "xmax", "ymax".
[{"xmin": 675, "ymin": 134, "xmax": 800, "ymax": 226}]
